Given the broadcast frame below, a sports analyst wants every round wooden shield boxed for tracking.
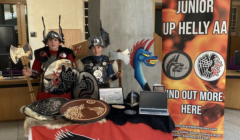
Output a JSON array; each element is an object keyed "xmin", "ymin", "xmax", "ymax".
[
  {"xmin": 60, "ymin": 99, "xmax": 110, "ymax": 123},
  {"xmin": 28, "ymin": 97, "xmax": 69, "ymax": 116},
  {"xmin": 73, "ymin": 71, "xmax": 99, "ymax": 99},
  {"xmin": 44, "ymin": 59, "xmax": 75, "ymax": 94}
]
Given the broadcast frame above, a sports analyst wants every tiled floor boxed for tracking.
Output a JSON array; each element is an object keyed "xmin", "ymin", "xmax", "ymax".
[
  {"xmin": 0, "ymin": 120, "xmax": 26, "ymax": 140},
  {"xmin": 0, "ymin": 108, "xmax": 239, "ymax": 140},
  {"xmin": 224, "ymin": 108, "xmax": 240, "ymax": 140}
]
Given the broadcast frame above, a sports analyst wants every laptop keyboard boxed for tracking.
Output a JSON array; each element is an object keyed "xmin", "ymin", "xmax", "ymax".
[{"xmin": 140, "ymin": 109, "xmax": 168, "ymax": 113}]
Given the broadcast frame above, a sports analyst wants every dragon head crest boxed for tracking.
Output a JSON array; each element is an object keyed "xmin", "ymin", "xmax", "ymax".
[{"xmin": 130, "ymin": 39, "xmax": 158, "ymax": 68}]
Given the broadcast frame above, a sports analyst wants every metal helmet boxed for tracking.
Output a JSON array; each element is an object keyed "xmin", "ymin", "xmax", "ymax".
[
  {"xmin": 88, "ymin": 36, "xmax": 105, "ymax": 49},
  {"xmin": 43, "ymin": 30, "xmax": 63, "ymax": 44},
  {"xmin": 125, "ymin": 91, "xmax": 140, "ymax": 107}
]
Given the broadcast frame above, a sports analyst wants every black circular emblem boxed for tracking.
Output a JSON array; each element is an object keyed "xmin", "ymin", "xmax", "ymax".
[
  {"xmin": 162, "ymin": 50, "xmax": 192, "ymax": 80},
  {"xmin": 194, "ymin": 51, "xmax": 225, "ymax": 82}
]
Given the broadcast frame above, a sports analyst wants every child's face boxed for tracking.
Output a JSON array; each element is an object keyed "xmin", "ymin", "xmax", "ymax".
[
  {"xmin": 47, "ymin": 38, "xmax": 60, "ymax": 51},
  {"xmin": 91, "ymin": 45, "xmax": 103, "ymax": 56}
]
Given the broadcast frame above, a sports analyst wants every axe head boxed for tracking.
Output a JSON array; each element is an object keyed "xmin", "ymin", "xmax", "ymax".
[
  {"xmin": 23, "ymin": 43, "xmax": 33, "ymax": 60},
  {"xmin": 109, "ymin": 49, "xmax": 130, "ymax": 65},
  {"xmin": 10, "ymin": 45, "xmax": 24, "ymax": 64},
  {"xmin": 10, "ymin": 43, "xmax": 33, "ymax": 64}
]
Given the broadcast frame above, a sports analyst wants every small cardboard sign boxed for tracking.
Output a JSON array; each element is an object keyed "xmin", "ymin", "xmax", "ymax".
[{"xmin": 74, "ymin": 45, "xmax": 82, "ymax": 54}]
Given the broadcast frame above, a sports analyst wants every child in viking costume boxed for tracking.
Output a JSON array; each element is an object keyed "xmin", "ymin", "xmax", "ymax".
[
  {"xmin": 22, "ymin": 16, "xmax": 76, "ymax": 100},
  {"xmin": 77, "ymin": 21, "xmax": 123, "ymax": 88}
]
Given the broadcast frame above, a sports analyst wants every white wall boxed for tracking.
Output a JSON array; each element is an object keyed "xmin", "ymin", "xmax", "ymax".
[{"xmin": 99, "ymin": 0, "xmax": 162, "ymax": 96}]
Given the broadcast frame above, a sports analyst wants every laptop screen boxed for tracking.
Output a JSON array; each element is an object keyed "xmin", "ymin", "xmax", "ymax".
[
  {"xmin": 99, "ymin": 88, "xmax": 124, "ymax": 104},
  {"xmin": 140, "ymin": 91, "xmax": 168, "ymax": 109}
]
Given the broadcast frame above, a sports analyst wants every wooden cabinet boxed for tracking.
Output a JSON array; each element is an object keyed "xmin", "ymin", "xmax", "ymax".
[
  {"xmin": 0, "ymin": 77, "xmax": 39, "ymax": 121},
  {"xmin": 229, "ymin": 37, "xmax": 240, "ymax": 62},
  {"xmin": 225, "ymin": 70, "xmax": 240, "ymax": 109}
]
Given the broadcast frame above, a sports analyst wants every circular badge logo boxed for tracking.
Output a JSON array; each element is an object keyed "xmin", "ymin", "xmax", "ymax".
[
  {"xmin": 39, "ymin": 51, "xmax": 47, "ymax": 57},
  {"xmin": 59, "ymin": 52, "xmax": 67, "ymax": 59},
  {"xmin": 194, "ymin": 51, "xmax": 225, "ymax": 82},
  {"xmin": 93, "ymin": 70, "xmax": 102, "ymax": 79},
  {"xmin": 162, "ymin": 51, "xmax": 192, "ymax": 80}
]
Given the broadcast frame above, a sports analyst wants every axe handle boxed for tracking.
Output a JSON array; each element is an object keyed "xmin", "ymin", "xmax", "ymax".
[
  {"xmin": 20, "ymin": 56, "xmax": 36, "ymax": 102},
  {"xmin": 117, "ymin": 49, "xmax": 122, "ymax": 87}
]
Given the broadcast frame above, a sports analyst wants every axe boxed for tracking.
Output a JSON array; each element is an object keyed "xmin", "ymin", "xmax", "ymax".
[
  {"xmin": 109, "ymin": 49, "xmax": 130, "ymax": 87},
  {"xmin": 10, "ymin": 44, "xmax": 36, "ymax": 102}
]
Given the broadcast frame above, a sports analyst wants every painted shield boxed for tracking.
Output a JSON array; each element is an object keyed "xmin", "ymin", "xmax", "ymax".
[
  {"xmin": 28, "ymin": 97, "xmax": 69, "ymax": 116},
  {"xmin": 73, "ymin": 71, "xmax": 99, "ymax": 99},
  {"xmin": 60, "ymin": 98, "xmax": 110, "ymax": 123},
  {"xmin": 44, "ymin": 59, "xmax": 75, "ymax": 94}
]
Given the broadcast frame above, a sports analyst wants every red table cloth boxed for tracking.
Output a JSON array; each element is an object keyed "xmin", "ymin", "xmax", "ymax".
[{"xmin": 29, "ymin": 120, "xmax": 173, "ymax": 140}]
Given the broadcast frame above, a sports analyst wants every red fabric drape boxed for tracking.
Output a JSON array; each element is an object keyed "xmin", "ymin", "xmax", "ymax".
[{"xmin": 31, "ymin": 120, "xmax": 173, "ymax": 140}]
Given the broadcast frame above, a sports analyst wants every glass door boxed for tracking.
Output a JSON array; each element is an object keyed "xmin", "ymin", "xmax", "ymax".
[
  {"xmin": 0, "ymin": 1, "xmax": 28, "ymax": 75},
  {"xmin": 0, "ymin": 2, "xmax": 28, "ymax": 48}
]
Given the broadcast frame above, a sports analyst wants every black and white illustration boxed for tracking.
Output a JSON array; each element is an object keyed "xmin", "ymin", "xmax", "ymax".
[
  {"xmin": 194, "ymin": 51, "xmax": 225, "ymax": 82},
  {"xmin": 162, "ymin": 51, "xmax": 192, "ymax": 80},
  {"xmin": 99, "ymin": 88, "xmax": 124, "ymax": 104},
  {"xmin": 28, "ymin": 97, "xmax": 69, "ymax": 115},
  {"xmin": 55, "ymin": 129, "xmax": 96, "ymax": 140},
  {"xmin": 32, "ymin": 100, "xmax": 61, "ymax": 115},
  {"xmin": 73, "ymin": 71, "xmax": 99, "ymax": 99},
  {"xmin": 58, "ymin": 66, "xmax": 76, "ymax": 92},
  {"xmin": 44, "ymin": 59, "xmax": 75, "ymax": 94}
]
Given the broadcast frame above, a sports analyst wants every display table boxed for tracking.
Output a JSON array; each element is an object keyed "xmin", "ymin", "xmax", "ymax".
[
  {"xmin": 225, "ymin": 70, "xmax": 240, "ymax": 109},
  {"xmin": 28, "ymin": 120, "xmax": 173, "ymax": 140},
  {"xmin": 0, "ymin": 76, "xmax": 39, "ymax": 121},
  {"xmin": 25, "ymin": 104, "xmax": 175, "ymax": 140}
]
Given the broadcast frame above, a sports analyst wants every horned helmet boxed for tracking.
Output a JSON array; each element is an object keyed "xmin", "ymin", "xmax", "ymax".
[
  {"xmin": 42, "ymin": 15, "xmax": 65, "ymax": 45},
  {"xmin": 88, "ymin": 20, "xmax": 110, "ymax": 49}
]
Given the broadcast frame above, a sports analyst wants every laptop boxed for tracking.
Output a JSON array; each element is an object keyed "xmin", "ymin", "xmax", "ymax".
[
  {"xmin": 99, "ymin": 87, "xmax": 124, "ymax": 105},
  {"xmin": 139, "ymin": 91, "xmax": 169, "ymax": 116}
]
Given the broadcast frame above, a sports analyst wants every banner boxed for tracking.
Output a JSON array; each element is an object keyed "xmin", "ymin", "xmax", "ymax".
[{"xmin": 162, "ymin": 0, "xmax": 230, "ymax": 139}]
